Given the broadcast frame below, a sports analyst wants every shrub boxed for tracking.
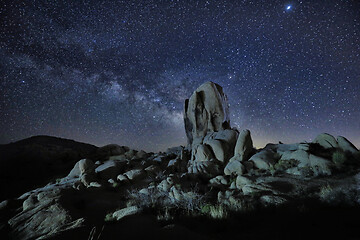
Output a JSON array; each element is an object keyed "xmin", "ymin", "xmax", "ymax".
[
  {"xmin": 299, "ymin": 166, "xmax": 314, "ymax": 177},
  {"xmin": 319, "ymin": 184, "xmax": 357, "ymax": 205},
  {"xmin": 156, "ymin": 207, "xmax": 173, "ymax": 221},
  {"xmin": 126, "ymin": 182, "xmax": 208, "ymax": 220},
  {"xmin": 177, "ymin": 191, "xmax": 204, "ymax": 213},
  {"xmin": 332, "ymin": 150, "xmax": 347, "ymax": 169},
  {"xmin": 127, "ymin": 188, "xmax": 170, "ymax": 208},
  {"xmin": 200, "ymin": 204, "xmax": 212, "ymax": 214},
  {"xmin": 209, "ymin": 204, "xmax": 227, "ymax": 219},
  {"xmin": 228, "ymin": 196, "xmax": 255, "ymax": 212},
  {"xmin": 275, "ymin": 159, "xmax": 299, "ymax": 171},
  {"xmin": 200, "ymin": 204, "xmax": 228, "ymax": 219},
  {"xmin": 269, "ymin": 165, "xmax": 276, "ymax": 176},
  {"xmin": 155, "ymin": 171, "xmax": 166, "ymax": 181},
  {"xmin": 319, "ymin": 184, "xmax": 333, "ymax": 201}
]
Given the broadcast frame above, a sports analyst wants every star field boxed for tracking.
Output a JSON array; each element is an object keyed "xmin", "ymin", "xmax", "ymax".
[{"xmin": 1, "ymin": 0, "xmax": 359, "ymax": 151}]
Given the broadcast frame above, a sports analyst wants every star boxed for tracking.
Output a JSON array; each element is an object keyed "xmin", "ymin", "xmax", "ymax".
[{"xmin": 0, "ymin": 1, "xmax": 359, "ymax": 151}]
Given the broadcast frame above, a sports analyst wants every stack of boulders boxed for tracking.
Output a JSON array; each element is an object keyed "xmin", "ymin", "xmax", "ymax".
[
  {"xmin": 184, "ymin": 82, "xmax": 243, "ymax": 176},
  {"xmin": 63, "ymin": 82, "xmax": 360, "ymax": 189},
  {"xmin": 241, "ymin": 132, "xmax": 358, "ymax": 177},
  {"xmin": 183, "ymin": 81, "xmax": 359, "ymax": 180},
  {"xmin": 67, "ymin": 158, "xmax": 98, "ymax": 187},
  {"xmin": 313, "ymin": 133, "xmax": 358, "ymax": 154},
  {"xmin": 224, "ymin": 129, "xmax": 255, "ymax": 176}
]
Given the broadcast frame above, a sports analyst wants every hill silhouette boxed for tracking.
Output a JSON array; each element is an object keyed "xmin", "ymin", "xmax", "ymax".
[{"xmin": 0, "ymin": 135, "xmax": 98, "ymax": 201}]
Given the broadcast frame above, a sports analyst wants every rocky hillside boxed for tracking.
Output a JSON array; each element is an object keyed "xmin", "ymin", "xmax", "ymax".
[
  {"xmin": 1, "ymin": 82, "xmax": 360, "ymax": 240},
  {"xmin": 0, "ymin": 136, "xmax": 98, "ymax": 201}
]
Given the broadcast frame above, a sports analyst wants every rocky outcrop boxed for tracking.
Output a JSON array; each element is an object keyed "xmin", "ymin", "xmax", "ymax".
[
  {"xmin": 311, "ymin": 133, "xmax": 358, "ymax": 155},
  {"xmin": 187, "ymin": 130, "xmax": 234, "ymax": 176},
  {"xmin": 203, "ymin": 129, "xmax": 238, "ymax": 162},
  {"xmin": 185, "ymin": 82, "xmax": 240, "ymax": 176},
  {"xmin": 337, "ymin": 136, "xmax": 359, "ymax": 154},
  {"xmin": 187, "ymin": 158, "xmax": 221, "ymax": 176},
  {"xmin": 223, "ymin": 129, "xmax": 254, "ymax": 176},
  {"xmin": 123, "ymin": 169, "xmax": 145, "ymax": 181},
  {"xmin": 224, "ymin": 160, "xmax": 245, "ymax": 176},
  {"xmin": 111, "ymin": 206, "xmax": 141, "ymax": 221},
  {"xmin": 279, "ymin": 148, "xmax": 333, "ymax": 176},
  {"xmin": 184, "ymin": 81, "xmax": 230, "ymax": 146},
  {"xmin": 7, "ymin": 182, "xmax": 85, "ymax": 240},
  {"xmin": 209, "ymin": 175, "xmax": 228, "ymax": 186},
  {"xmin": 249, "ymin": 149, "xmax": 279, "ymax": 170},
  {"xmin": 0, "ymin": 136, "xmax": 98, "ymax": 201},
  {"xmin": 67, "ymin": 159, "xmax": 97, "ymax": 187},
  {"xmin": 2, "ymin": 82, "xmax": 360, "ymax": 240},
  {"xmin": 95, "ymin": 159, "xmax": 126, "ymax": 180},
  {"xmin": 313, "ymin": 133, "xmax": 338, "ymax": 149},
  {"xmin": 233, "ymin": 129, "xmax": 254, "ymax": 162},
  {"xmin": 97, "ymin": 144, "xmax": 128, "ymax": 158}
]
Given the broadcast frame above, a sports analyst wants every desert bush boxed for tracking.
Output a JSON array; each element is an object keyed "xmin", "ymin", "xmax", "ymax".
[
  {"xmin": 275, "ymin": 159, "xmax": 299, "ymax": 171},
  {"xmin": 269, "ymin": 165, "xmax": 276, "ymax": 176},
  {"xmin": 319, "ymin": 184, "xmax": 333, "ymax": 201},
  {"xmin": 156, "ymin": 207, "xmax": 173, "ymax": 221},
  {"xmin": 125, "ymin": 181, "xmax": 212, "ymax": 220},
  {"xmin": 319, "ymin": 183, "xmax": 357, "ymax": 205},
  {"xmin": 127, "ymin": 187, "xmax": 170, "ymax": 208},
  {"xmin": 228, "ymin": 196, "xmax": 255, "ymax": 212},
  {"xmin": 332, "ymin": 150, "xmax": 347, "ymax": 169},
  {"xmin": 155, "ymin": 170, "xmax": 166, "ymax": 181},
  {"xmin": 209, "ymin": 204, "xmax": 227, "ymax": 219},
  {"xmin": 200, "ymin": 204, "xmax": 228, "ymax": 219},
  {"xmin": 200, "ymin": 204, "xmax": 212, "ymax": 214},
  {"xmin": 177, "ymin": 191, "xmax": 204, "ymax": 213},
  {"xmin": 299, "ymin": 166, "xmax": 314, "ymax": 177}
]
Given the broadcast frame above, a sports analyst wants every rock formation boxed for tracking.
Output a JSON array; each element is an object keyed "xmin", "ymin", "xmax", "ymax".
[
  {"xmin": 1, "ymin": 82, "xmax": 360, "ymax": 239},
  {"xmin": 337, "ymin": 136, "xmax": 359, "ymax": 154},
  {"xmin": 312, "ymin": 133, "xmax": 338, "ymax": 149},
  {"xmin": 184, "ymin": 81, "xmax": 231, "ymax": 146},
  {"xmin": 184, "ymin": 82, "xmax": 241, "ymax": 176}
]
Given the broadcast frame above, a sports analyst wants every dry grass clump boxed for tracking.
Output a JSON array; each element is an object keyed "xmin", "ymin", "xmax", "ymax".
[
  {"xmin": 201, "ymin": 204, "xmax": 228, "ymax": 219},
  {"xmin": 319, "ymin": 183, "xmax": 357, "ymax": 205}
]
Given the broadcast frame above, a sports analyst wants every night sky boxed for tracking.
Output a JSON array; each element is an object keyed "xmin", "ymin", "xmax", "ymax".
[{"xmin": 1, "ymin": 0, "xmax": 359, "ymax": 152}]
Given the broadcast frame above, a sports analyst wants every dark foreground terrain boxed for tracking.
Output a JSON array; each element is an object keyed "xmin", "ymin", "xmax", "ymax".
[
  {"xmin": 0, "ymin": 134, "xmax": 359, "ymax": 240},
  {"xmin": 0, "ymin": 136, "xmax": 98, "ymax": 201},
  {"xmin": 53, "ymin": 202, "xmax": 360, "ymax": 240}
]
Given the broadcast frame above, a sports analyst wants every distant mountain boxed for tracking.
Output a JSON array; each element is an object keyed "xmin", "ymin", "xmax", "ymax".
[{"xmin": 0, "ymin": 135, "xmax": 98, "ymax": 201}]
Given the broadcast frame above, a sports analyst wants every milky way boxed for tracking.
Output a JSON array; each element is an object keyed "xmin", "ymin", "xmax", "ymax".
[{"xmin": 1, "ymin": 0, "xmax": 359, "ymax": 151}]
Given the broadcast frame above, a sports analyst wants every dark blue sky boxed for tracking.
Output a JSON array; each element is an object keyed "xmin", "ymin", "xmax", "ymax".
[{"xmin": 1, "ymin": 0, "xmax": 359, "ymax": 151}]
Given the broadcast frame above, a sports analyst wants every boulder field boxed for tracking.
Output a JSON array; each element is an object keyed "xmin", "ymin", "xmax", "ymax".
[{"xmin": 1, "ymin": 82, "xmax": 360, "ymax": 240}]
